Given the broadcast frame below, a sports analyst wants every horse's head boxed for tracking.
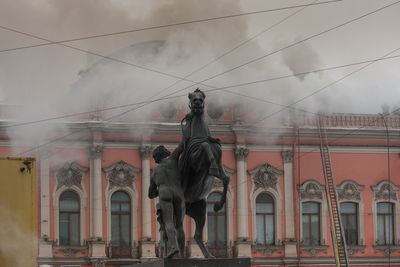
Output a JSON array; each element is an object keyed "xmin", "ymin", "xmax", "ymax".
[{"xmin": 188, "ymin": 88, "xmax": 206, "ymax": 116}]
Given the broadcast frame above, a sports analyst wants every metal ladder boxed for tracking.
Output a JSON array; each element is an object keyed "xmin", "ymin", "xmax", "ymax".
[{"xmin": 317, "ymin": 116, "xmax": 350, "ymax": 267}]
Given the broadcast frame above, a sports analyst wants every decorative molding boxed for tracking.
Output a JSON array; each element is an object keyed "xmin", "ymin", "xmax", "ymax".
[
  {"xmin": 337, "ymin": 180, "xmax": 364, "ymax": 201},
  {"xmin": 371, "ymin": 180, "xmax": 400, "ymax": 201},
  {"xmin": 53, "ymin": 246, "xmax": 87, "ymax": 256},
  {"xmin": 281, "ymin": 150, "xmax": 293, "ymax": 163},
  {"xmin": 140, "ymin": 145, "xmax": 152, "ymax": 159},
  {"xmin": 88, "ymin": 144, "xmax": 104, "ymax": 159},
  {"xmin": 93, "ymin": 259, "xmax": 106, "ymax": 267},
  {"xmin": 249, "ymin": 163, "xmax": 282, "ymax": 190},
  {"xmin": 234, "ymin": 147, "xmax": 249, "ymax": 161},
  {"xmin": 103, "ymin": 161, "xmax": 140, "ymax": 189},
  {"xmin": 373, "ymin": 245, "xmax": 400, "ymax": 256},
  {"xmin": 300, "ymin": 245, "xmax": 329, "ymax": 256},
  {"xmin": 54, "ymin": 161, "xmax": 88, "ymax": 191},
  {"xmin": 300, "ymin": 180, "xmax": 324, "ymax": 200},
  {"xmin": 251, "ymin": 245, "xmax": 282, "ymax": 255},
  {"xmin": 347, "ymin": 245, "xmax": 366, "ymax": 256}
]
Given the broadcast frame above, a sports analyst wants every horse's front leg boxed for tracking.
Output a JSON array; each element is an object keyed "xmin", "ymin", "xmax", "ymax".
[{"xmin": 213, "ymin": 174, "xmax": 230, "ymax": 212}]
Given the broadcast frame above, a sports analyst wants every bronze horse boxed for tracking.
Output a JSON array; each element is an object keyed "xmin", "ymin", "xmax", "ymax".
[{"xmin": 178, "ymin": 89, "xmax": 230, "ymax": 258}]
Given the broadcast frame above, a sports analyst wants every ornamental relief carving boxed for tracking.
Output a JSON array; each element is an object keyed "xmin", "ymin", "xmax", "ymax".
[
  {"xmin": 55, "ymin": 162, "xmax": 88, "ymax": 190},
  {"xmin": 300, "ymin": 245, "xmax": 329, "ymax": 256},
  {"xmin": 249, "ymin": 163, "xmax": 282, "ymax": 190},
  {"xmin": 337, "ymin": 180, "xmax": 364, "ymax": 201},
  {"xmin": 103, "ymin": 161, "xmax": 140, "ymax": 189},
  {"xmin": 300, "ymin": 181, "xmax": 324, "ymax": 200},
  {"xmin": 371, "ymin": 181, "xmax": 400, "ymax": 201}
]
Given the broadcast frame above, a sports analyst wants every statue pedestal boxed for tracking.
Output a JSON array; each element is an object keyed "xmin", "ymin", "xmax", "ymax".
[{"xmin": 129, "ymin": 258, "xmax": 251, "ymax": 267}]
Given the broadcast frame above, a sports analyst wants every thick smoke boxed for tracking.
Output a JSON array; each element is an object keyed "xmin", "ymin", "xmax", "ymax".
[{"xmin": 1, "ymin": 0, "xmax": 400, "ymax": 153}]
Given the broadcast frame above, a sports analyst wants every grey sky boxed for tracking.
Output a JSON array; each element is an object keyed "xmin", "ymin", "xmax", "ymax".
[{"xmin": 0, "ymin": 0, "xmax": 399, "ymax": 129}]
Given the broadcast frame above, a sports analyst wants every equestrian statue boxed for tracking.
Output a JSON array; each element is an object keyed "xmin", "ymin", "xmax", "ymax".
[{"xmin": 148, "ymin": 88, "xmax": 230, "ymax": 258}]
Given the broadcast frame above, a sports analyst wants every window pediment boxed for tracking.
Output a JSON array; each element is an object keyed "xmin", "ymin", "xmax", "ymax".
[
  {"xmin": 337, "ymin": 180, "xmax": 364, "ymax": 201},
  {"xmin": 104, "ymin": 161, "xmax": 140, "ymax": 189},
  {"xmin": 300, "ymin": 180, "xmax": 324, "ymax": 200},
  {"xmin": 371, "ymin": 181, "xmax": 400, "ymax": 201},
  {"xmin": 54, "ymin": 161, "xmax": 88, "ymax": 190},
  {"xmin": 249, "ymin": 163, "xmax": 282, "ymax": 190}
]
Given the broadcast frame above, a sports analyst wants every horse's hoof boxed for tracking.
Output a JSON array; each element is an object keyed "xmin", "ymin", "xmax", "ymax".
[
  {"xmin": 166, "ymin": 248, "xmax": 179, "ymax": 258},
  {"xmin": 214, "ymin": 202, "xmax": 223, "ymax": 212},
  {"xmin": 205, "ymin": 254, "xmax": 216, "ymax": 259}
]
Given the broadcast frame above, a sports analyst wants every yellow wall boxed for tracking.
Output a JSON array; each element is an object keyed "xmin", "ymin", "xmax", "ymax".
[{"xmin": 0, "ymin": 157, "xmax": 36, "ymax": 267}]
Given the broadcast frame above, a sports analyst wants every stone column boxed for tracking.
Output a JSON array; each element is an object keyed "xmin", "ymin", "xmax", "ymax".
[
  {"xmin": 38, "ymin": 150, "xmax": 52, "ymax": 257},
  {"xmin": 282, "ymin": 150, "xmax": 297, "ymax": 258},
  {"xmin": 234, "ymin": 146, "xmax": 251, "ymax": 257},
  {"xmin": 88, "ymin": 144, "xmax": 106, "ymax": 258},
  {"xmin": 140, "ymin": 145, "xmax": 156, "ymax": 258}
]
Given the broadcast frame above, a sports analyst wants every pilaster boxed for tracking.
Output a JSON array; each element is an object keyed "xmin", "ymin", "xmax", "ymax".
[
  {"xmin": 38, "ymin": 149, "xmax": 53, "ymax": 257},
  {"xmin": 88, "ymin": 143, "xmax": 106, "ymax": 258},
  {"xmin": 282, "ymin": 150, "xmax": 297, "ymax": 258},
  {"xmin": 234, "ymin": 146, "xmax": 251, "ymax": 257},
  {"xmin": 140, "ymin": 144, "xmax": 156, "ymax": 258}
]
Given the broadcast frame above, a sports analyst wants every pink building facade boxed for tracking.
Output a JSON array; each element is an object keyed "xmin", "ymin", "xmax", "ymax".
[{"xmin": 1, "ymin": 106, "xmax": 400, "ymax": 267}]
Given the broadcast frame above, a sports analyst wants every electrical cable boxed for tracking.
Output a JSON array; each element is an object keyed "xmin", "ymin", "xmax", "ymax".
[
  {"xmin": 168, "ymin": 0, "xmax": 400, "ymax": 90},
  {"xmin": 4, "ymin": 52, "xmax": 399, "ymax": 129},
  {"xmin": 1, "ymin": 0, "xmax": 396, "ymax": 126},
  {"xmin": 254, "ymin": 46, "xmax": 400, "ymax": 125},
  {"xmin": 101, "ymin": 0, "xmax": 400, "ymax": 121},
  {"xmin": 0, "ymin": 0, "xmax": 342, "ymax": 54}
]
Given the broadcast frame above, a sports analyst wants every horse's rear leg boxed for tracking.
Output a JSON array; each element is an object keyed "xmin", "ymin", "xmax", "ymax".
[{"xmin": 186, "ymin": 200, "xmax": 215, "ymax": 259}]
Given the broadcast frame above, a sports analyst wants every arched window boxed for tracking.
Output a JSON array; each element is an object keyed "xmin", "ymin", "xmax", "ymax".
[
  {"xmin": 377, "ymin": 202, "xmax": 394, "ymax": 245},
  {"xmin": 302, "ymin": 202, "xmax": 320, "ymax": 246},
  {"xmin": 340, "ymin": 202, "xmax": 358, "ymax": 245},
  {"xmin": 59, "ymin": 191, "xmax": 80, "ymax": 246},
  {"xmin": 255, "ymin": 193, "xmax": 274, "ymax": 245},
  {"xmin": 207, "ymin": 192, "xmax": 226, "ymax": 252},
  {"xmin": 111, "ymin": 191, "xmax": 131, "ymax": 251}
]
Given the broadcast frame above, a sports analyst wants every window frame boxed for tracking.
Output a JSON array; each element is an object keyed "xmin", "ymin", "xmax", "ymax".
[
  {"xmin": 110, "ymin": 191, "xmax": 132, "ymax": 248},
  {"xmin": 207, "ymin": 192, "xmax": 227, "ymax": 248},
  {"xmin": 371, "ymin": 181, "xmax": 400, "ymax": 246},
  {"xmin": 53, "ymin": 185, "xmax": 87, "ymax": 246},
  {"xmin": 301, "ymin": 201, "xmax": 321, "ymax": 246},
  {"xmin": 376, "ymin": 202, "xmax": 395, "ymax": 245},
  {"xmin": 250, "ymin": 187, "xmax": 282, "ymax": 246},
  {"xmin": 59, "ymin": 190, "xmax": 81, "ymax": 246},
  {"xmin": 339, "ymin": 202, "xmax": 359, "ymax": 246},
  {"xmin": 255, "ymin": 193, "xmax": 275, "ymax": 245},
  {"xmin": 299, "ymin": 180, "xmax": 328, "ymax": 247}
]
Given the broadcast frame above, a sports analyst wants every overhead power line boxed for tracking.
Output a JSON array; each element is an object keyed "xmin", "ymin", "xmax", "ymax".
[
  {"xmin": 103, "ymin": 0, "xmax": 323, "ymax": 122},
  {"xmin": 0, "ymin": 0, "xmax": 342, "ymax": 53},
  {"xmin": 185, "ymin": 0, "xmax": 400, "ymax": 86},
  {"xmin": 3, "ymin": 52, "xmax": 400, "ymax": 129},
  {"xmin": 255, "ymin": 46, "xmax": 400, "ymax": 124},
  {"xmin": 1, "ymin": 0, "xmax": 389, "ymax": 113},
  {"xmin": 107, "ymin": 0, "xmax": 400, "ymax": 121}
]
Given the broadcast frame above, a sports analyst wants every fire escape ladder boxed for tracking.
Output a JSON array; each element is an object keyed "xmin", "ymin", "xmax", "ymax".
[{"xmin": 317, "ymin": 116, "xmax": 350, "ymax": 267}]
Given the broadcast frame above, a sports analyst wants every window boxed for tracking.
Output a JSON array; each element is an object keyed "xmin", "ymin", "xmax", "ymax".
[
  {"xmin": 377, "ymin": 202, "xmax": 394, "ymax": 245},
  {"xmin": 59, "ymin": 191, "xmax": 80, "ymax": 246},
  {"xmin": 255, "ymin": 193, "xmax": 274, "ymax": 245},
  {"xmin": 207, "ymin": 192, "xmax": 226, "ymax": 248},
  {"xmin": 302, "ymin": 202, "xmax": 320, "ymax": 246},
  {"xmin": 111, "ymin": 191, "xmax": 131, "ymax": 248},
  {"xmin": 340, "ymin": 202, "xmax": 358, "ymax": 245}
]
